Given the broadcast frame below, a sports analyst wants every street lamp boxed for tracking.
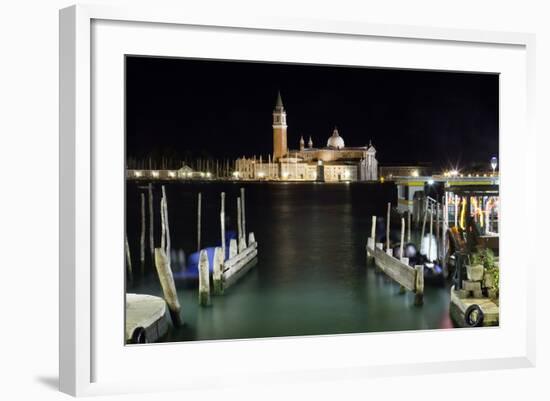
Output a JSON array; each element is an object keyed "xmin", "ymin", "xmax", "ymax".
[{"xmin": 490, "ymin": 157, "xmax": 498, "ymax": 174}]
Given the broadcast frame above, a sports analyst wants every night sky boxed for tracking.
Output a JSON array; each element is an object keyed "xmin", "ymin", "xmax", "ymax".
[{"xmin": 126, "ymin": 56, "xmax": 499, "ymax": 169}]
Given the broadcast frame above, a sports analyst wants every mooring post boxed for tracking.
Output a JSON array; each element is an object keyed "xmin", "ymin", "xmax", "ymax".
[
  {"xmin": 237, "ymin": 196, "xmax": 242, "ymax": 251},
  {"xmin": 148, "ymin": 183, "xmax": 155, "ymax": 267},
  {"xmin": 371, "ymin": 215, "xmax": 376, "ymax": 240},
  {"xmin": 162, "ymin": 185, "xmax": 171, "ymax": 266},
  {"xmin": 198, "ymin": 249, "xmax": 211, "ymax": 306},
  {"xmin": 407, "ymin": 211, "xmax": 411, "ymax": 242},
  {"xmin": 421, "ymin": 198, "xmax": 428, "ymax": 243},
  {"xmin": 197, "ymin": 192, "xmax": 202, "ymax": 253},
  {"xmin": 220, "ymin": 192, "xmax": 226, "ymax": 261},
  {"xmin": 140, "ymin": 192, "xmax": 145, "ymax": 274},
  {"xmin": 386, "ymin": 202, "xmax": 391, "ymax": 250},
  {"xmin": 213, "ymin": 247, "xmax": 224, "ymax": 295},
  {"xmin": 240, "ymin": 187, "xmax": 246, "ymax": 245},
  {"xmin": 154, "ymin": 248, "xmax": 183, "ymax": 326},
  {"xmin": 428, "ymin": 203, "xmax": 433, "ymax": 262},
  {"xmin": 229, "ymin": 238, "xmax": 238, "ymax": 259},
  {"xmin": 125, "ymin": 235, "xmax": 132, "ymax": 282},
  {"xmin": 400, "ymin": 217, "xmax": 405, "ymax": 260},
  {"xmin": 414, "ymin": 264, "xmax": 424, "ymax": 306}
]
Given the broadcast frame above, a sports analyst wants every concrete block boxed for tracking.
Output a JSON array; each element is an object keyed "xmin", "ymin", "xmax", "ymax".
[{"xmin": 463, "ymin": 280, "xmax": 482, "ymax": 292}]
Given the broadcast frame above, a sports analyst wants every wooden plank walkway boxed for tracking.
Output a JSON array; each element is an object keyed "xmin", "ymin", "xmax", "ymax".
[{"xmin": 366, "ymin": 238, "xmax": 424, "ymax": 305}]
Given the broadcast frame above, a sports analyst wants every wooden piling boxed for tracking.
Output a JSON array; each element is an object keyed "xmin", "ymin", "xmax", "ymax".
[
  {"xmin": 400, "ymin": 217, "xmax": 405, "ymax": 260},
  {"xmin": 407, "ymin": 210, "xmax": 411, "ymax": 242},
  {"xmin": 240, "ymin": 187, "xmax": 246, "ymax": 242},
  {"xmin": 420, "ymin": 199, "xmax": 428, "ymax": 243},
  {"xmin": 229, "ymin": 238, "xmax": 238, "ymax": 259},
  {"xmin": 154, "ymin": 248, "xmax": 183, "ymax": 326},
  {"xmin": 220, "ymin": 192, "xmax": 226, "ymax": 261},
  {"xmin": 414, "ymin": 264, "xmax": 424, "ymax": 306},
  {"xmin": 371, "ymin": 215, "xmax": 376, "ymax": 239},
  {"xmin": 237, "ymin": 196, "xmax": 242, "ymax": 249},
  {"xmin": 160, "ymin": 195, "xmax": 166, "ymax": 250},
  {"xmin": 428, "ymin": 203, "xmax": 433, "ymax": 262},
  {"xmin": 436, "ymin": 202, "xmax": 440, "ymax": 259},
  {"xmin": 198, "ymin": 249, "xmax": 211, "ymax": 306},
  {"xmin": 197, "ymin": 192, "xmax": 202, "ymax": 253},
  {"xmin": 162, "ymin": 185, "xmax": 171, "ymax": 266},
  {"xmin": 213, "ymin": 247, "xmax": 224, "ymax": 295},
  {"xmin": 386, "ymin": 202, "xmax": 391, "ymax": 250},
  {"xmin": 125, "ymin": 235, "xmax": 132, "ymax": 282},
  {"xmin": 140, "ymin": 192, "xmax": 145, "ymax": 274},
  {"xmin": 147, "ymin": 183, "xmax": 154, "ymax": 267}
]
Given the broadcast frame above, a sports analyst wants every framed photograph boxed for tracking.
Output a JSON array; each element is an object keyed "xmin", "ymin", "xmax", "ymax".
[{"xmin": 59, "ymin": 4, "xmax": 536, "ymax": 396}]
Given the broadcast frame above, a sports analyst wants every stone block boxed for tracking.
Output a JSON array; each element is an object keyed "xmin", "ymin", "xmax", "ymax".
[
  {"xmin": 472, "ymin": 289, "xmax": 484, "ymax": 298},
  {"xmin": 463, "ymin": 280, "xmax": 482, "ymax": 293}
]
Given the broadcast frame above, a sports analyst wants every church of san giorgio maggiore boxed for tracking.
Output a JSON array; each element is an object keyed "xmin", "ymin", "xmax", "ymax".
[{"xmin": 235, "ymin": 92, "xmax": 379, "ymax": 182}]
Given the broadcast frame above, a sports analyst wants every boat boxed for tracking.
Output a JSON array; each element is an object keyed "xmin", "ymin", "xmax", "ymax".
[{"xmin": 172, "ymin": 230, "xmax": 238, "ymax": 281}]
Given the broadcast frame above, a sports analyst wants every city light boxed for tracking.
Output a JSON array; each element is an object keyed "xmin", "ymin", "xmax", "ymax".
[
  {"xmin": 168, "ymin": 171, "xmax": 176, "ymax": 178},
  {"xmin": 206, "ymin": 172, "xmax": 211, "ymax": 178},
  {"xmin": 152, "ymin": 171, "xmax": 159, "ymax": 178},
  {"xmin": 427, "ymin": 179, "xmax": 434, "ymax": 185},
  {"xmin": 258, "ymin": 172, "xmax": 265, "ymax": 178},
  {"xmin": 134, "ymin": 171, "xmax": 142, "ymax": 177},
  {"xmin": 411, "ymin": 169, "xmax": 419, "ymax": 177},
  {"xmin": 232, "ymin": 171, "xmax": 240, "ymax": 178}
]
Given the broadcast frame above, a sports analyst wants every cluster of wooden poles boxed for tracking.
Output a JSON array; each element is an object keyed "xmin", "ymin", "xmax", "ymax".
[
  {"xmin": 124, "ymin": 184, "xmax": 256, "ymax": 327},
  {"xmin": 374, "ymin": 197, "xmax": 448, "ymax": 272}
]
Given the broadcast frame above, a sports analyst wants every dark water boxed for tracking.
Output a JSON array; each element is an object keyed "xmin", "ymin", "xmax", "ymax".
[{"xmin": 126, "ymin": 182, "xmax": 452, "ymax": 342}]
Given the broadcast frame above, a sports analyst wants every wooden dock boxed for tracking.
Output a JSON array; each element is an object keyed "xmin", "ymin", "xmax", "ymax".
[
  {"xmin": 125, "ymin": 293, "xmax": 171, "ymax": 344},
  {"xmin": 223, "ymin": 232, "xmax": 258, "ymax": 289},
  {"xmin": 449, "ymin": 286, "xmax": 499, "ymax": 327},
  {"xmin": 366, "ymin": 237, "xmax": 424, "ymax": 305}
]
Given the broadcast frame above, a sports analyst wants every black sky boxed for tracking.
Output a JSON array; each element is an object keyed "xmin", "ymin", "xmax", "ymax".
[{"xmin": 126, "ymin": 56, "xmax": 498, "ymax": 169}]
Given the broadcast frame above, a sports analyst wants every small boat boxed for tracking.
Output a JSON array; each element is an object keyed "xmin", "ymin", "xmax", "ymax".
[{"xmin": 172, "ymin": 230, "xmax": 238, "ymax": 281}]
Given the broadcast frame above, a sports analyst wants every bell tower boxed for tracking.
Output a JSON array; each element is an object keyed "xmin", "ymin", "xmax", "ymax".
[{"xmin": 272, "ymin": 91, "xmax": 287, "ymax": 161}]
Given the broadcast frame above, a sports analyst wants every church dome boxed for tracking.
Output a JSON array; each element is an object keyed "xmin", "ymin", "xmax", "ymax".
[{"xmin": 327, "ymin": 127, "xmax": 345, "ymax": 149}]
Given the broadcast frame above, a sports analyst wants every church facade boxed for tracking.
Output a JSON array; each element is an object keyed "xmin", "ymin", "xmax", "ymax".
[{"xmin": 235, "ymin": 92, "xmax": 378, "ymax": 182}]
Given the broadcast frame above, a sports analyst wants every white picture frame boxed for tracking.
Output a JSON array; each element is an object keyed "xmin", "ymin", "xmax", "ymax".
[{"xmin": 59, "ymin": 4, "xmax": 536, "ymax": 397}]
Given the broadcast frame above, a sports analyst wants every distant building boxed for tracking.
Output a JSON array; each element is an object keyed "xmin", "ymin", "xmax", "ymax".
[
  {"xmin": 379, "ymin": 164, "xmax": 432, "ymax": 180},
  {"xmin": 236, "ymin": 91, "xmax": 378, "ymax": 182}
]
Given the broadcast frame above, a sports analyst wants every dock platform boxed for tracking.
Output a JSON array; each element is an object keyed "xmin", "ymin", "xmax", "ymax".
[
  {"xmin": 449, "ymin": 286, "xmax": 499, "ymax": 327},
  {"xmin": 126, "ymin": 293, "xmax": 171, "ymax": 343}
]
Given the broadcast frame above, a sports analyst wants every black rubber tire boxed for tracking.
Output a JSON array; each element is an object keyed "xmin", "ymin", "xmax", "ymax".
[
  {"xmin": 464, "ymin": 304, "xmax": 484, "ymax": 327},
  {"xmin": 131, "ymin": 327, "xmax": 147, "ymax": 344}
]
